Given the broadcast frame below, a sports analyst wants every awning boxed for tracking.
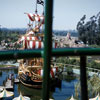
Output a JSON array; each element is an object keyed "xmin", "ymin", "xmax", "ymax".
[
  {"xmin": 25, "ymin": 40, "xmax": 57, "ymax": 49},
  {"xmin": 70, "ymin": 95, "xmax": 75, "ymax": 100},
  {"xmin": 0, "ymin": 89, "xmax": 14, "ymax": 98},
  {"xmin": 13, "ymin": 94, "xmax": 30, "ymax": 100},
  {"xmin": 89, "ymin": 94, "xmax": 100, "ymax": 100}
]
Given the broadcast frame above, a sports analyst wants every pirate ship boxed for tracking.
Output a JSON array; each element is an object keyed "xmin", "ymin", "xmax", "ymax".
[{"xmin": 17, "ymin": 0, "xmax": 59, "ymax": 88}]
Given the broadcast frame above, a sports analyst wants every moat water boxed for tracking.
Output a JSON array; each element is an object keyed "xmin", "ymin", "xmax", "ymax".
[{"xmin": 0, "ymin": 68, "xmax": 78, "ymax": 100}]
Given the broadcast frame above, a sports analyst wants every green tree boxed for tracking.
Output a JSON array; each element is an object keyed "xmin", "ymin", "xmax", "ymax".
[{"xmin": 77, "ymin": 12, "xmax": 100, "ymax": 45}]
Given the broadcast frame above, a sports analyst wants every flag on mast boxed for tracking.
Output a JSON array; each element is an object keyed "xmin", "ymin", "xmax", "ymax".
[{"xmin": 37, "ymin": 0, "xmax": 44, "ymax": 6}]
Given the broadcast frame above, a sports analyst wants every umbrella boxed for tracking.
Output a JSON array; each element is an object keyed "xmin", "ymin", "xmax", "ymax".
[
  {"xmin": 0, "ymin": 89, "xmax": 14, "ymax": 98},
  {"xmin": 40, "ymin": 99, "xmax": 54, "ymax": 100},
  {"xmin": 0, "ymin": 87, "xmax": 3, "ymax": 92},
  {"xmin": 70, "ymin": 95, "xmax": 75, "ymax": 100},
  {"xmin": 13, "ymin": 94, "xmax": 30, "ymax": 100},
  {"xmin": 89, "ymin": 94, "xmax": 100, "ymax": 100}
]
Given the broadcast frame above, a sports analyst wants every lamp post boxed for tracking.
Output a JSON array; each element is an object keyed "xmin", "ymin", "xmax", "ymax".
[{"xmin": 0, "ymin": 25, "xmax": 2, "ymax": 44}]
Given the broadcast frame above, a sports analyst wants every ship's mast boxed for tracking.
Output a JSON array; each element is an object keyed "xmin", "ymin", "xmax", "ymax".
[
  {"xmin": 35, "ymin": 0, "xmax": 38, "ymax": 14},
  {"xmin": 35, "ymin": 0, "xmax": 44, "ymax": 14},
  {"xmin": 34, "ymin": 0, "xmax": 44, "ymax": 33}
]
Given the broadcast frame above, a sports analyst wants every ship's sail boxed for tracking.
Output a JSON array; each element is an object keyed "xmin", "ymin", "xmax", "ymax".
[
  {"xmin": 27, "ymin": 13, "xmax": 44, "ymax": 23},
  {"xmin": 27, "ymin": 13, "xmax": 44, "ymax": 31}
]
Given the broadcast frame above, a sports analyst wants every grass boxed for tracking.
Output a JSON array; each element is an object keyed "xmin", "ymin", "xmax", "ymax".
[{"xmin": 0, "ymin": 64, "xmax": 16, "ymax": 67}]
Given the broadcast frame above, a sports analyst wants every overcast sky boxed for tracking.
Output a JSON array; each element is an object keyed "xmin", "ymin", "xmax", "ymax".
[{"xmin": 0, "ymin": 0, "xmax": 100, "ymax": 30}]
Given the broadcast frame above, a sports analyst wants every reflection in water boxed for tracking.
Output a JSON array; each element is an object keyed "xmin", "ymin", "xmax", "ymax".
[
  {"xmin": 0, "ymin": 71, "xmax": 2, "ymax": 76},
  {"xmin": 18, "ymin": 83, "xmax": 54, "ymax": 100},
  {"xmin": 13, "ymin": 68, "xmax": 18, "ymax": 74}
]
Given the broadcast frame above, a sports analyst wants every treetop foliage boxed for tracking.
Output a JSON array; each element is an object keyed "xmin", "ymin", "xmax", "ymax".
[{"xmin": 77, "ymin": 12, "xmax": 100, "ymax": 45}]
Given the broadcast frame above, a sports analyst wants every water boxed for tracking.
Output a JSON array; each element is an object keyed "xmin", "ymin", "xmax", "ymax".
[{"xmin": 0, "ymin": 68, "xmax": 78, "ymax": 100}]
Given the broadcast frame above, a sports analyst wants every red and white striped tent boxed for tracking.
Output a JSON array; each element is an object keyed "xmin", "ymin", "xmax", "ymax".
[
  {"xmin": 25, "ymin": 40, "xmax": 44, "ymax": 49},
  {"xmin": 19, "ymin": 36, "xmax": 57, "ymax": 49}
]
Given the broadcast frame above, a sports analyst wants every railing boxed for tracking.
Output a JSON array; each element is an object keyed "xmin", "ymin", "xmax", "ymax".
[
  {"xmin": 1, "ymin": 49, "xmax": 100, "ymax": 100},
  {"xmin": 0, "ymin": 0, "xmax": 100, "ymax": 100}
]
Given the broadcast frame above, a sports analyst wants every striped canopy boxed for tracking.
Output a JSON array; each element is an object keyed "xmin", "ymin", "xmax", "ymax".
[
  {"xmin": 19, "ymin": 36, "xmax": 57, "ymax": 49},
  {"xmin": 13, "ymin": 94, "xmax": 30, "ymax": 100},
  {"xmin": 0, "ymin": 89, "xmax": 14, "ymax": 98},
  {"xmin": 89, "ymin": 94, "xmax": 100, "ymax": 100},
  {"xmin": 20, "ymin": 36, "xmax": 38, "ymax": 41},
  {"xmin": 25, "ymin": 40, "xmax": 44, "ymax": 49},
  {"xmin": 70, "ymin": 95, "xmax": 75, "ymax": 100}
]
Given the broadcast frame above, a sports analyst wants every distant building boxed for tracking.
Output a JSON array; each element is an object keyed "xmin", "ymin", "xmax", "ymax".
[{"xmin": 53, "ymin": 32, "xmax": 85, "ymax": 48}]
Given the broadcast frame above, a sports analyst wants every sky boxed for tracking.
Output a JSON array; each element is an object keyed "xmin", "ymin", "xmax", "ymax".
[{"xmin": 0, "ymin": 0, "xmax": 100, "ymax": 30}]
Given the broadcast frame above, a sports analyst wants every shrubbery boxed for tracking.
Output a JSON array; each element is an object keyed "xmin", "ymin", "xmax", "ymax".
[{"xmin": 56, "ymin": 57, "xmax": 100, "ymax": 70}]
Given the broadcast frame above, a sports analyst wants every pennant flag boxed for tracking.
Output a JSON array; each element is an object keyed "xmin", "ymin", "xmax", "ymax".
[{"xmin": 37, "ymin": 0, "xmax": 44, "ymax": 6}]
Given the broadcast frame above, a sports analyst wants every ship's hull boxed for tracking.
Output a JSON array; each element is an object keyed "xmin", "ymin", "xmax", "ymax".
[
  {"xmin": 19, "ymin": 73, "xmax": 42, "ymax": 88},
  {"xmin": 19, "ymin": 72, "xmax": 61, "ymax": 89},
  {"xmin": 18, "ymin": 58, "xmax": 60, "ymax": 89}
]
